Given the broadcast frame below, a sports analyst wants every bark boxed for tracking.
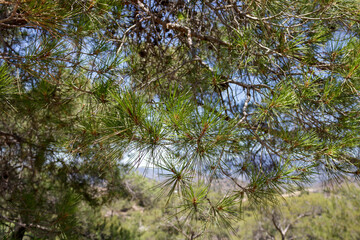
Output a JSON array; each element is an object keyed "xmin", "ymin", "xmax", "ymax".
[{"xmin": 11, "ymin": 225, "xmax": 26, "ymax": 240}]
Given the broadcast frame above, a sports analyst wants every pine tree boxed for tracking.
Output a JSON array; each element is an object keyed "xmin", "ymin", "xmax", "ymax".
[{"xmin": 1, "ymin": 0, "xmax": 360, "ymax": 238}]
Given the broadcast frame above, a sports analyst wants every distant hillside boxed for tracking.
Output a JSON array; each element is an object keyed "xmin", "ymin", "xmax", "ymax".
[
  {"xmin": 135, "ymin": 166, "xmax": 169, "ymax": 181},
  {"xmin": 135, "ymin": 167, "xmax": 248, "ymax": 193}
]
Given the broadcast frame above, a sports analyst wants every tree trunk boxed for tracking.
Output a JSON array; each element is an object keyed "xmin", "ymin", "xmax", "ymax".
[{"xmin": 11, "ymin": 225, "xmax": 26, "ymax": 240}]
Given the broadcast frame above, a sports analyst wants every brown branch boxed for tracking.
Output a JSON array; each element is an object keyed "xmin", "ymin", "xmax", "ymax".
[
  {"xmin": 132, "ymin": 0, "xmax": 231, "ymax": 47},
  {"xmin": 0, "ymin": 214, "xmax": 59, "ymax": 233},
  {"xmin": 0, "ymin": 1, "xmax": 19, "ymax": 24},
  {"xmin": 271, "ymin": 211, "xmax": 286, "ymax": 240},
  {"xmin": 236, "ymin": 87, "xmax": 251, "ymax": 126}
]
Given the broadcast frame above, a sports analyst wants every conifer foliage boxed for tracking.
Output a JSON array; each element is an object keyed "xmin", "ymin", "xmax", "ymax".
[{"xmin": 1, "ymin": 0, "xmax": 360, "ymax": 238}]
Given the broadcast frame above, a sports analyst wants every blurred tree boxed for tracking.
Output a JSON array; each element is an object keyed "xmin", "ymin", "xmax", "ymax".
[
  {"xmin": 238, "ymin": 185, "xmax": 360, "ymax": 240},
  {"xmin": 0, "ymin": 0, "xmax": 127, "ymax": 239}
]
